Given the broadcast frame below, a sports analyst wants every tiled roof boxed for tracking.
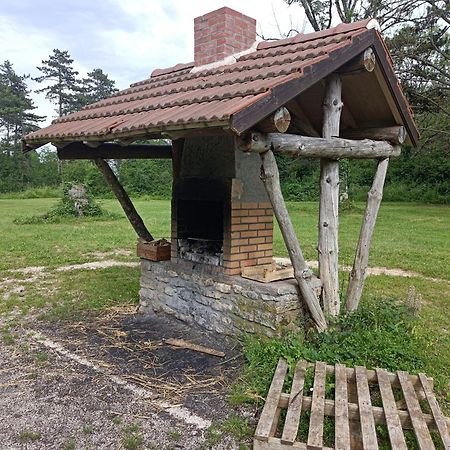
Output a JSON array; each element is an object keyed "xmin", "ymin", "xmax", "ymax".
[{"xmin": 23, "ymin": 20, "xmax": 417, "ymax": 148}]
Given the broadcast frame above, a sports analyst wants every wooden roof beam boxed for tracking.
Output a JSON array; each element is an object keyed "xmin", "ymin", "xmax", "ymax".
[
  {"xmin": 57, "ymin": 142, "xmax": 172, "ymax": 160},
  {"xmin": 237, "ymin": 132, "xmax": 401, "ymax": 159}
]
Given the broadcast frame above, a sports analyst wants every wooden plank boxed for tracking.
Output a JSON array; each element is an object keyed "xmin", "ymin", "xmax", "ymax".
[
  {"xmin": 255, "ymin": 359, "xmax": 288, "ymax": 442},
  {"xmin": 279, "ymin": 393, "xmax": 448, "ymax": 431},
  {"xmin": 398, "ymin": 370, "xmax": 435, "ymax": 449},
  {"xmin": 301, "ymin": 361, "xmax": 433, "ymax": 391},
  {"xmin": 164, "ymin": 338, "xmax": 225, "ymax": 358},
  {"xmin": 94, "ymin": 158, "xmax": 154, "ymax": 242},
  {"xmin": 355, "ymin": 366, "xmax": 379, "ymax": 449},
  {"xmin": 334, "ymin": 363, "xmax": 351, "ymax": 450},
  {"xmin": 254, "ymin": 436, "xmax": 334, "ymax": 450},
  {"xmin": 58, "ymin": 142, "xmax": 172, "ymax": 160},
  {"xmin": 418, "ymin": 373, "xmax": 450, "ymax": 449},
  {"xmin": 258, "ymin": 149, "xmax": 327, "ymax": 331},
  {"xmin": 281, "ymin": 360, "xmax": 307, "ymax": 444},
  {"xmin": 346, "ymin": 158, "xmax": 389, "ymax": 312},
  {"xmin": 376, "ymin": 368, "xmax": 408, "ymax": 450},
  {"xmin": 307, "ymin": 361, "xmax": 327, "ymax": 449}
]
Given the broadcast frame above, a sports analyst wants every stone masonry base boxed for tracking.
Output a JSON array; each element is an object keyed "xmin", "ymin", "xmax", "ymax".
[{"xmin": 138, "ymin": 259, "xmax": 305, "ymax": 337}]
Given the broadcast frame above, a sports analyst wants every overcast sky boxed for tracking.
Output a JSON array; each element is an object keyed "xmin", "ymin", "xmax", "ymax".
[{"xmin": 0, "ymin": 0, "xmax": 308, "ymax": 125}]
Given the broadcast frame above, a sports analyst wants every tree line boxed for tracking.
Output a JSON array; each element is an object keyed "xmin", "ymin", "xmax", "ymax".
[{"xmin": 0, "ymin": 1, "xmax": 449, "ymax": 202}]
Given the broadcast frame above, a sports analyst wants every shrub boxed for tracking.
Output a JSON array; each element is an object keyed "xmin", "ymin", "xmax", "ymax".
[{"xmin": 233, "ymin": 299, "xmax": 426, "ymax": 405}]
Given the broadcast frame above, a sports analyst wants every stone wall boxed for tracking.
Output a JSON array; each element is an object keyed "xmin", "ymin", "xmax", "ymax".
[{"xmin": 139, "ymin": 259, "xmax": 307, "ymax": 337}]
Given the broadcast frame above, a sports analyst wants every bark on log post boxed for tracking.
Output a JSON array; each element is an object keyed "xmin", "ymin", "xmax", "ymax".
[
  {"xmin": 341, "ymin": 126, "xmax": 407, "ymax": 145},
  {"xmin": 257, "ymin": 107, "xmax": 291, "ymax": 133},
  {"xmin": 346, "ymin": 158, "xmax": 389, "ymax": 312},
  {"xmin": 319, "ymin": 74, "xmax": 342, "ymax": 316},
  {"xmin": 94, "ymin": 158, "xmax": 154, "ymax": 242},
  {"xmin": 237, "ymin": 132, "xmax": 401, "ymax": 159},
  {"xmin": 259, "ymin": 150, "xmax": 328, "ymax": 331}
]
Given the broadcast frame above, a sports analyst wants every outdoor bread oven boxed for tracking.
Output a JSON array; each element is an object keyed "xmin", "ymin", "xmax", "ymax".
[
  {"xmin": 171, "ymin": 135, "xmax": 273, "ymax": 276},
  {"xmin": 24, "ymin": 6, "xmax": 417, "ymax": 336}
]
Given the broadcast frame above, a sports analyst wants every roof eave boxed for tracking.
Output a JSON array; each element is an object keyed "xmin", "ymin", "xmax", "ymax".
[
  {"xmin": 22, "ymin": 119, "xmax": 231, "ymax": 152},
  {"xmin": 230, "ymin": 29, "xmax": 419, "ymax": 146}
]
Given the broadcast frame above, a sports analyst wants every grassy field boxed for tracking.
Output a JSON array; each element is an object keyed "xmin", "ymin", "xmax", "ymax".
[{"xmin": 1, "ymin": 198, "xmax": 449, "ymax": 402}]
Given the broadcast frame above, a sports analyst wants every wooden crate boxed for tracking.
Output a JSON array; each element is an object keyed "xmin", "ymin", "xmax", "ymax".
[
  {"xmin": 254, "ymin": 359, "xmax": 450, "ymax": 450},
  {"xmin": 137, "ymin": 238, "xmax": 171, "ymax": 261}
]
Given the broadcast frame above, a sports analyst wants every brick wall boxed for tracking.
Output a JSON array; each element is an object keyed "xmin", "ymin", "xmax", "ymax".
[
  {"xmin": 223, "ymin": 202, "xmax": 273, "ymax": 275},
  {"xmin": 194, "ymin": 7, "xmax": 256, "ymax": 67}
]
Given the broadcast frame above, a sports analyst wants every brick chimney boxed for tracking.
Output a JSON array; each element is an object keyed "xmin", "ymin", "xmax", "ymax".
[{"xmin": 194, "ymin": 7, "xmax": 256, "ymax": 67}]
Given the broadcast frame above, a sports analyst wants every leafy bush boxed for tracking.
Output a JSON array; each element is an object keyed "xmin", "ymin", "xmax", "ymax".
[{"xmin": 14, "ymin": 183, "xmax": 118, "ymax": 224}]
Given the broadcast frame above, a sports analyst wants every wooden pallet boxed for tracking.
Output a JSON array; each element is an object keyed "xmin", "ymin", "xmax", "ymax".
[{"xmin": 254, "ymin": 359, "xmax": 450, "ymax": 450}]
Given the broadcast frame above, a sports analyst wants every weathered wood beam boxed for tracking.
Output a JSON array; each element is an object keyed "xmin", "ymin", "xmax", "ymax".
[
  {"xmin": 346, "ymin": 158, "xmax": 389, "ymax": 312},
  {"xmin": 256, "ymin": 107, "xmax": 291, "ymax": 133},
  {"xmin": 237, "ymin": 132, "xmax": 401, "ymax": 159},
  {"xmin": 57, "ymin": 142, "xmax": 172, "ymax": 160},
  {"xmin": 259, "ymin": 149, "xmax": 328, "ymax": 331},
  {"xmin": 341, "ymin": 126, "xmax": 407, "ymax": 145},
  {"xmin": 338, "ymin": 48, "xmax": 376, "ymax": 74},
  {"xmin": 94, "ymin": 158, "xmax": 154, "ymax": 242},
  {"xmin": 319, "ymin": 74, "xmax": 342, "ymax": 316}
]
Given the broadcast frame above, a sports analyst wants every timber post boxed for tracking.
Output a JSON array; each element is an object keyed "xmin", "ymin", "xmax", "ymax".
[
  {"xmin": 346, "ymin": 158, "xmax": 389, "ymax": 312},
  {"xmin": 94, "ymin": 158, "xmax": 154, "ymax": 242},
  {"xmin": 259, "ymin": 149, "xmax": 328, "ymax": 331},
  {"xmin": 319, "ymin": 74, "xmax": 342, "ymax": 316}
]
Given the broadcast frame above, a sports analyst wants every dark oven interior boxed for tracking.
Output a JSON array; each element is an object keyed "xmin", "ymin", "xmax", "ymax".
[{"xmin": 177, "ymin": 199, "xmax": 224, "ymax": 266}]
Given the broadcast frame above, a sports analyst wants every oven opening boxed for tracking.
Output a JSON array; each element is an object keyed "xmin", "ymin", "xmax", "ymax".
[{"xmin": 177, "ymin": 199, "xmax": 224, "ymax": 266}]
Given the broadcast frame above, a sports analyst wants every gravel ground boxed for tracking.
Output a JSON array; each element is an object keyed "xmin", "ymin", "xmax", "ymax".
[{"xmin": 0, "ymin": 311, "xmax": 254, "ymax": 450}]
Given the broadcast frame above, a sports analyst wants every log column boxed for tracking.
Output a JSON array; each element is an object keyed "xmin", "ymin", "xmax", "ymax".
[
  {"xmin": 260, "ymin": 150, "xmax": 328, "ymax": 332},
  {"xmin": 94, "ymin": 158, "xmax": 154, "ymax": 242},
  {"xmin": 346, "ymin": 158, "xmax": 389, "ymax": 312},
  {"xmin": 319, "ymin": 75, "xmax": 342, "ymax": 316}
]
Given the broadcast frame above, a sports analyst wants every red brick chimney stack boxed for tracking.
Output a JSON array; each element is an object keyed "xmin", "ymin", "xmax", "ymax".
[{"xmin": 194, "ymin": 7, "xmax": 257, "ymax": 67}]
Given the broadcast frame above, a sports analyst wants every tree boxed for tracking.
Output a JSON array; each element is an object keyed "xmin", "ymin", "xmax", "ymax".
[
  {"xmin": 34, "ymin": 49, "xmax": 80, "ymax": 116},
  {"xmin": 82, "ymin": 68, "xmax": 118, "ymax": 104},
  {"xmin": 0, "ymin": 61, "xmax": 44, "ymax": 146}
]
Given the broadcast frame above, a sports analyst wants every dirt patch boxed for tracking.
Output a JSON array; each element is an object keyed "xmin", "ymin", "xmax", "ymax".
[
  {"xmin": 33, "ymin": 307, "xmax": 243, "ymax": 420},
  {"xmin": 54, "ymin": 260, "xmax": 139, "ymax": 272},
  {"xmin": 0, "ymin": 309, "xmax": 251, "ymax": 449}
]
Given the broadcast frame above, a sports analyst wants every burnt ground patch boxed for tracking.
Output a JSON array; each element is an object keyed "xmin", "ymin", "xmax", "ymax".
[{"xmin": 33, "ymin": 307, "xmax": 247, "ymax": 422}]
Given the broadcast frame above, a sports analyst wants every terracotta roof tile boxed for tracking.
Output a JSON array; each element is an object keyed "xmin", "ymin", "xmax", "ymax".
[{"xmin": 23, "ymin": 19, "xmax": 417, "ymax": 147}]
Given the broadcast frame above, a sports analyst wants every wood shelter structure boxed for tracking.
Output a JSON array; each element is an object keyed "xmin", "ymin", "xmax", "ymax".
[{"xmin": 23, "ymin": 7, "xmax": 418, "ymax": 333}]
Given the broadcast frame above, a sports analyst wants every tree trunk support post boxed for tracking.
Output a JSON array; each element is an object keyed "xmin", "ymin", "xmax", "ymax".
[
  {"xmin": 94, "ymin": 158, "xmax": 154, "ymax": 242},
  {"xmin": 259, "ymin": 150, "xmax": 328, "ymax": 332},
  {"xmin": 346, "ymin": 158, "xmax": 389, "ymax": 312},
  {"xmin": 319, "ymin": 74, "xmax": 342, "ymax": 316}
]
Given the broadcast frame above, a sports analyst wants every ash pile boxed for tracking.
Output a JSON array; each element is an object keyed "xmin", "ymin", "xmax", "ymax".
[{"xmin": 178, "ymin": 238, "xmax": 223, "ymax": 266}]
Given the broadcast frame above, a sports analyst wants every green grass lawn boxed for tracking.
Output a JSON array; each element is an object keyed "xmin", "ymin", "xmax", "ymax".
[
  {"xmin": 2, "ymin": 199, "xmax": 448, "ymax": 278},
  {"xmin": 1, "ymin": 198, "xmax": 449, "ymax": 407}
]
